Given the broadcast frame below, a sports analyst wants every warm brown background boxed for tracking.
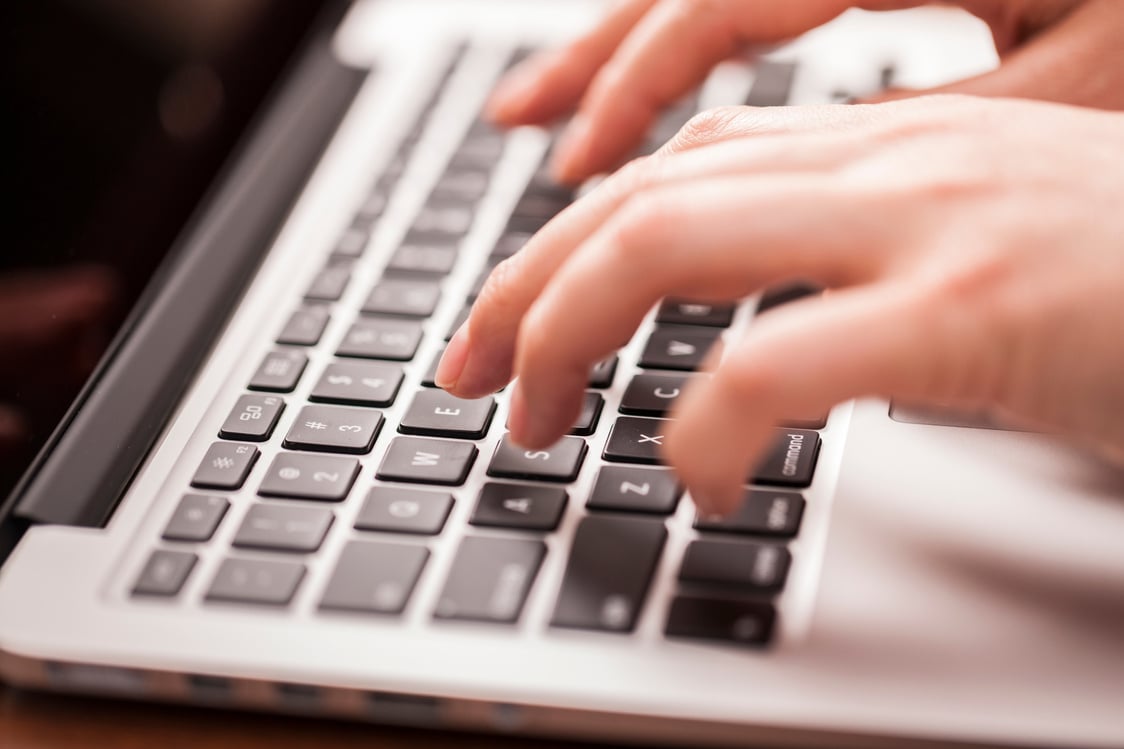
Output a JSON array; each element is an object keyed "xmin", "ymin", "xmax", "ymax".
[{"xmin": 0, "ymin": 684, "xmax": 632, "ymax": 749}]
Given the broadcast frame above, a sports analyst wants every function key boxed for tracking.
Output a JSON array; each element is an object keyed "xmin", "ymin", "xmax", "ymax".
[
  {"xmin": 487, "ymin": 436, "xmax": 587, "ymax": 483},
  {"xmin": 191, "ymin": 442, "xmax": 259, "ymax": 490},
  {"xmin": 588, "ymin": 356, "xmax": 618, "ymax": 389},
  {"xmin": 387, "ymin": 240, "xmax": 458, "ymax": 276},
  {"xmin": 258, "ymin": 453, "xmax": 359, "ymax": 501},
  {"xmin": 620, "ymin": 373, "xmax": 694, "ymax": 417},
  {"xmin": 277, "ymin": 306, "xmax": 330, "ymax": 346},
  {"xmin": 551, "ymin": 515, "xmax": 667, "ymax": 633},
  {"xmin": 132, "ymin": 550, "xmax": 197, "ymax": 598},
  {"xmin": 218, "ymin": 394, "xmax": 285, "ymax": 442},
  {"xmin": 305, "ymin": 262, "xmax": 352, "ymax": 302},
  {"xmin": 469, "ymin": 483, "xmax": 568, "ymax": 532},
  {"xmin": 320, "ymin": 541, "xmax": 430, "ymax": 615},
  {"xmin": 695, "ymin": 490, "xmax": 805, "ymax": 538},
  {"xmin": 362, "ymin": 279, "xmax": 442, "ymax": 318},
  {"xmin": 399, "ymin": 390, "xmax": 496, "ymax": 440},
  {"xmin": 355, "ymin": 487, "xmax": 454, "ymax": 535},
  {"xmin": 333, "ymin": 227, "xmax": 369, "ymax": 258},
  {"xmin": 205, "ymin": 558, "xmax": 306, "ymax": 607},
  {"xmin": 232, "ymin": 503, "xmax": 335, "ymax": 554},
  {"xmin": 375, "ymin": 437, "xmax": 478, "ymax": 486},
  {"xmin": 602, "ymin": 417, "xmax": 670, "ymax": 465},
  {"xmin": 434, "ymin": 536, "xmax": 546, "ymax": 624},
  {"xmin": 163, "ymin": 494, "xmax": 230, "ymax": 543},
  {"xmin": 310, "ymin": 361, "xmax": 403, "ymax": 407},
  {"xmin": 337, "ymin": 317, "xmax": 423, "ymax": 361},
  {"xmin": 664, "ymin": 595, "xmax": 775, "ymax": 647},
  {"xmin": 412, "ymin": 201, "xmax": 474, "ymax": 238},
  {"xmin": 679, "ymin": 540, "xmax": 791, "ymax": 592},
  {"xmin": 753, "ymin": 430, "xmax": 821, "ymax": 488},
  {"xmin": 283, "ymin": 405, "xmax": 383, "ymax": 455},
  {"xmin": 639, "ymin": 327, "xmax": 720, "ymax": 371},
  {"xmin": 657, "ymin": 299, "xmax": 735, "ymax": 328},
  {"xmin": 587, "ymin": 466, "xmax": 681, "ymax": 515},
  {"xmin": 249, "ymin": 350, "xmax": 307, "ymax": 393}
]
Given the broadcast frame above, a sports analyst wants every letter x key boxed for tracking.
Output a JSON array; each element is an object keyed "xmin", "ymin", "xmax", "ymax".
[{"xmin": 603, "ymin": 417, "xmax": 672, "ymax": 465}]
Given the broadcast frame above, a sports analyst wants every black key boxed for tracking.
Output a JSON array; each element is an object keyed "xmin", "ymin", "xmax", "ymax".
[
  {"xmin": 355, "ymin": 189, "xmax": 390, "ymax": 226},
  {"xmin": 680, "ymin": 540, "xmax": 791, "ymax": 592},
  {"xmin": 602, "ymin": 417, "xmax": 670, "ymax": 465},
  {"xmin": 277, "ymin": 306, "xmax": 330, "ymax": 346},
  {"xmin": 310, "ymin": 361, "xmax": 403, "ymax": 407},
  {"xmin": 744, "ymin": 60, "xmax": 798, "ymax": 107},
  {"xmin": 448, "ymin": 136, "xmax": 505, "ymax": 171},
  {"xmin": 333, "ymin": 227, "xmax": 369, "ymax": 258},
  {"xmin": 753, "ymin": 430, "xmax": 821, "ymax": 488},
  {"xmin": 587, "ymin": 466, "xmax": 681, "ymax": 515},
  {"xmin": 422, "ymin": 346, "xmax": 445, "ymax": 387},
  {"xmin": 233, "ymin": 503, "xmax": 334, "ymax": 554},
  {"xmin": 132, "ymin": 550, "xmax": 197, "ymax": 597},
  {"xmin": 756, "ymin": 283, "xmax": 820, "ymax": 315},
  {"xmin": 569, "ymin": 392, "xmax": 603, "ymax": 436},
  {"xmin": 510, "ymin": 194, "xmax": 568, "ymax": 224},
  {"xmin": 362, "ymin": 278, "xmax": 441, "ymax": 318},
  {"xmin": 430, "ymin": 169, "xmax": 490, "ymax": 204},
  {"xmin": 433, "ymin": 536, "xmax": 546, "ymax": 623},
  {"xmin": 399, "ymin": 390, "xmax": 496, "ymax": 440},
  {"xmin": 488, "ymin": 436, "xmax": 587, "ymax": 483},
  {"xmin": 376, "ymin": 437, "xmax": 477, "ymax": 486},
  {"xmin": 506, "ymin": 213, "xmax": 550, "ymax": 235},
  {"xmin": 387, "ymin": 240, "xmax": 458, "ymax": 276},
  {"xmin": 657, "ymin": 299, "xmax": 735, "ymax": 328},
  {"xmin": 283, "ymin": 405, "xmax": 383, "ymax": 455},
  {"xmin": 191, "ymin": 442, "xmax": 259, "ymax": 490},
  {"xmin": 305, "ymin": 262, "xmax": 352, "ymax": 302},
  {"xmin": 639, "ymin": 326, "xmax": 720, "ymax": 371},
  {"xmin": 445, "ymin": 305, "xmax": 470, "ymax": 341},
  {"xmin": 588, "ymin": 356, "xmax": 618, "ymax": 389},
  {"xmin": 412, "ymin": 201, "xmax": 474, "ymax": 237},
  {"xmin": 695, "ymin": 490, "xmax": 805, "ymax": 538},
  {"xmin": 337, "ymin": 317, "xmax": 423, "ymax": 361},
  {"xmin": 163, "ymin": 494, "xmax": 229, "ymax": 542},
  {"xmin": 258, "ymin": 453, "xmax": 359, "ymax": 501},
  {"xmin": 664, "ymin": 595, "xmax": 775, "ymax": 647},
  {"xmin": 551, "ymin": 515, "xmax": 667, "ymax": 632},
  {"xmin": 355, "ymin": 487, "xmax": 454, "ymax": 535},
  {"xmin": 620, "ymin": 373, "xmax": 693, "ymax": 417},
  {"xmin": 249, "ymin": 350, "xmax": 307, "ymax": 392},
  {"xmin": 320, "ymin": 541, "xmax": 430, "ymax": 615},
  {"xmin": 470, "ymin": 483, "xmax": 568, "ymax": 531},
  {"xmin": 492, "ymin": 232, "xmax": 532, "ymax": 259},
  {"xmin": 206, "ymin": 558, "xmax": 305, "ymax": 607},
  {"xmin": 219, "ymin": 394, "xmax": 285, "ymax": 442}
]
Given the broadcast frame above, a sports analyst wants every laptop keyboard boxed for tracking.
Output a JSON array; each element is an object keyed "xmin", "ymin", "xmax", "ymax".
[{"xmin": 131, "ymin": 49, "xmax": 826, "ymax": 649}]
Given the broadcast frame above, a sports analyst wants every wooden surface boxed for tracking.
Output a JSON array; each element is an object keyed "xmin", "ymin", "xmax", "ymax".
[{"xmin": 0, "ymin": 684, "xmax": 628, "ymax": 749}]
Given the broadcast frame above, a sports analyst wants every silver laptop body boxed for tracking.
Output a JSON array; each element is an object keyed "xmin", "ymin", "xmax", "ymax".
[{"xmin": 2, "ymin": 2, "xmax": 1123, "ymax": 747}]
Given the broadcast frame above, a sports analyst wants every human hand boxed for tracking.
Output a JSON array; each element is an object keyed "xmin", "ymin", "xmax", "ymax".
[
  {"xmin": 437, "ymin": 96, "xmax": 1124, "ymax": 515},
  {"xmin": 489, "ymin": 0, "xmax": 1124, "ymax": 183}
]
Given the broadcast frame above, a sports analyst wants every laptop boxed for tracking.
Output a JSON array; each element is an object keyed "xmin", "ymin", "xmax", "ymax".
[{"xmin": 3, "ymin": 1, "xmax": 1124, "ymax": 747}]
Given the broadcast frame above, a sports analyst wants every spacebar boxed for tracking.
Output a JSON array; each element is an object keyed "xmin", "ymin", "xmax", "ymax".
[{"xmin": 551, "ymin": 515, "xmax": 666, "ymax": 633}]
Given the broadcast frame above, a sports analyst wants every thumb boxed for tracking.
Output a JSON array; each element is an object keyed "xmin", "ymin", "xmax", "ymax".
[{"xmin": 862, "ymin": 0, "xmax": 1124, "ymax": 110}]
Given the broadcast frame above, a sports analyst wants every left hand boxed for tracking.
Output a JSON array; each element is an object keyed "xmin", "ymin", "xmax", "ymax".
[{"xmin": 436, "ymin": 96, "xmax": 1124, "ymax": 515}]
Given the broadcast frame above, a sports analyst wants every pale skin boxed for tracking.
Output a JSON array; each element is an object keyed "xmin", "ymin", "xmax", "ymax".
[{"xmin": 436, "ymin": 1, "xmax": 1124, "ymax": 516}]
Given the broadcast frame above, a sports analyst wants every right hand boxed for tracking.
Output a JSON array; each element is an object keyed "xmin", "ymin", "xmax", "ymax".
[{"xmin": 488, "ymin": 0, "xmax": 1124, "ymax": 183}]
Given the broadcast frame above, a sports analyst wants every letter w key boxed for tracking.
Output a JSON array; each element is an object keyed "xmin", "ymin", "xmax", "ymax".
[{"xmin": 376, "ymin": 437, "xmax": 478, "ymax": 486}]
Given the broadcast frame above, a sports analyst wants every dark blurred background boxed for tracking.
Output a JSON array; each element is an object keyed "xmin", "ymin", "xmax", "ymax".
[{"xmin": 0, "ymin": 0, "xmax": 329, "ymax": 499}]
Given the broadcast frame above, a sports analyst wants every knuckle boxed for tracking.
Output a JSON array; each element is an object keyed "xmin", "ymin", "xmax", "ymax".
[
  {"xmin": 670, "ymin": 105, "xmax": 755, "ymax": 151},
  {"xmin": 603, "ymin": 191, "xmax": 676, "ymax": 260}
]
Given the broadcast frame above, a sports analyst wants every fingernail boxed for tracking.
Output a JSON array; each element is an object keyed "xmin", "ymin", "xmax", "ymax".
[
  {"xmin": 551, "ymin": 114, "xmax": 592, "ymax": 183},
  {"xmin": 435, "ymin": 323, "xmax": 470, "ymax": 390}
]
